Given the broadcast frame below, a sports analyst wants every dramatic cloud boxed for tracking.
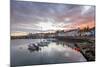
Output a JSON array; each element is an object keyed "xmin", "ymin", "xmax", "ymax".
[{"xmin": 11, "ymin": 0, "xmax": 95, "ymax": 34}]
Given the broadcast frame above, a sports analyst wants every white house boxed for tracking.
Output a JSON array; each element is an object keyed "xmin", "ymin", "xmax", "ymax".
[{"xmin": 57, "ymin": 29, "xmax": 79, "ymax": 37}]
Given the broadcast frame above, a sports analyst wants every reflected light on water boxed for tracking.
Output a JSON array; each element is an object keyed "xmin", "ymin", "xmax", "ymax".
[{"xmin": 11, "ymin": 39, "xmax": 86, "ymax": 66}]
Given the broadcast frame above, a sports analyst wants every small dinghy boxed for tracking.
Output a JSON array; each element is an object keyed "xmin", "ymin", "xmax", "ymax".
[{"xmin": 28, "ymin": 43, "xmax": 39, "ymax": 50}]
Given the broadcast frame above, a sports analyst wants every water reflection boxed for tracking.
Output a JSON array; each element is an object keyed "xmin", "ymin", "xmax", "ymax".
[
  {"xmin": 27, "ymin": 39, "xmax": 68, "ymax": 53},
  {"xmin": 28, "ymin": 47, "xmax": 41, "ymax": 53},
  {"xmin": 11, "ymin": 39, "xmax": 86, "ymax": 66},
  {"xmin": 27, "ymin": 39, "xmax": 50, "ymax": 52},
  {"xmin": 26, "ymin": 39, "xmax": 82, "ymax": 56}
]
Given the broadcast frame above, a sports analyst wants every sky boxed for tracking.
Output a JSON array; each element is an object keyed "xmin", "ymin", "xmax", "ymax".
[{"xmin": 11, "ymin": 0, "xmax": 95, "ymax": 36}]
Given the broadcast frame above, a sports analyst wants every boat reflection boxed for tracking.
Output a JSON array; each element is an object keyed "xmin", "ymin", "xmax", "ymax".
[{"xmin": 28, "ymin": 47, "xmax": 41, "ymax": 52}]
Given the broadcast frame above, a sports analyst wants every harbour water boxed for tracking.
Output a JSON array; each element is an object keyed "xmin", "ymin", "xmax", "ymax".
[{"xmin": 11, "ymin": 38, "xmax": 86, "ymax": 66}]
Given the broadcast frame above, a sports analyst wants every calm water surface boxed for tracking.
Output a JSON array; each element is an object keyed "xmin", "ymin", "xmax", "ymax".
[{"xmin": 11, "ymin": 39, "xmax": 86, "ymax": 66}]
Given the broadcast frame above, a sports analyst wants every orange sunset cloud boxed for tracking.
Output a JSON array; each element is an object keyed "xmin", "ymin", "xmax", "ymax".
[{"xmin": 64, "ymin": 21, "xmax": 95, "ymax": 30}]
